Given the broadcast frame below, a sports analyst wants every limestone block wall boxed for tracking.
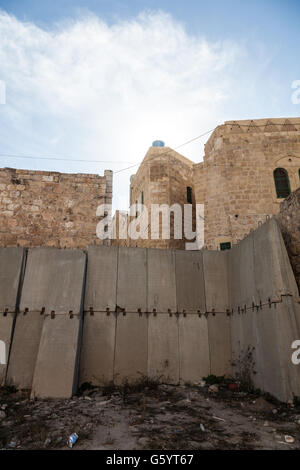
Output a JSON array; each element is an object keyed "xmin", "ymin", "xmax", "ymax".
[
  {"xmin": 128, "ymin": 147, "xmax": 196, "ymax": 250},
  {"xmin": 193, "ymin": 118, "xmax": 300, "ymax": 250},
  {"xmin": 276, "ymin": 187, "xmax": 300, "ymax": 294},
  {"xmin": 0, "ymin": 167, "xmax": 112, "ymax": 249}
]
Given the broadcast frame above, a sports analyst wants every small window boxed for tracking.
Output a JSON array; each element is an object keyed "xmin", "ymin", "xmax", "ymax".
[
  {"xmin": 273, "ymin": 168, "xmax": 291, "ymax": 198},
  {"xmin": 135, "ymin": 200, "xmax": 138, "ymax": 218},
  {"xmin": 141, "ymin": 191, "xmax": 144, "ymax": 205},
  {"xmin": 187, "ymin": 186, "xmax": 193, "ymax": 204},
  {"xmin": 220, "ymin": 242, "xmax": 231, "ymax": 251}
]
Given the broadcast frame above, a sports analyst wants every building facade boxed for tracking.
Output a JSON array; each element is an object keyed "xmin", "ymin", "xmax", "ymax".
[
  {"xmin": 0, "ymin": 117, "xmax": 299, "ymax": 252},
  {"xmin": 128, "ymin": 117, "xmax": 300, "ymax": 251}
]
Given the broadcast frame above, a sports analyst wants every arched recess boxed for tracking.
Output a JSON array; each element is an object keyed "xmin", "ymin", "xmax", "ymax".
[{"xmin": 273, "ymin": 168, "xmax": 291, "ymax": 198}]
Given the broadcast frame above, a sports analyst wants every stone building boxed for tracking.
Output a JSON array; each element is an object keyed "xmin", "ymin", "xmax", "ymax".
[
  {"xmin": 125, "ymin": 143, "xmax": 196, "ymax": 250},
  {"xmin": 0, "ymin": 117, "xmax": 299, "ymax": 253},
  {"xmin": 128, "ymin": 117, "xmax": 300, "ymax": 251},
  {"xmin": 0, "ymin": 167, "xmax": 112, "ymax": 249}
]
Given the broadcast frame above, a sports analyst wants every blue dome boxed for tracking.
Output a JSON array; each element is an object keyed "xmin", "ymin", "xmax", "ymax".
[{"xmin": 152, "ymin": 140, "xmax": 165, "ymax": 147}]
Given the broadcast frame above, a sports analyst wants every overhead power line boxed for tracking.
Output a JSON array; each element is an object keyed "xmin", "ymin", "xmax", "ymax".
[
  {"xmin": 1, "ymin": 119, "xmax": 299, "ymax": 172},
  {"xmin": 114, "ymin": 128, "xmax": 215, "ymax": 174},
  {"xmin": 0, "ymin": 127, "xmax": 215, "ymax": 175},
  {"xmin": 0, "ymin": 153, "xmax": 134, "ymax": 164}
]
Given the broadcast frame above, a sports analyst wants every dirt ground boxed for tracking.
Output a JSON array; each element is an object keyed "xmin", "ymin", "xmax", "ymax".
[{"xmin": 1, "ymin": 379, "xmax": 300, "ymax": 450}]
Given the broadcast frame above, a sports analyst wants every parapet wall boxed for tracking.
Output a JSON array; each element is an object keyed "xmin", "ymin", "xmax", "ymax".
[
  {"xmin": 0, "ymin": 167, "xmax": 112, "ymax": 249},
  {"xmin": 0, "ymin": 219, "xmax": 299, "ymax": 402}
]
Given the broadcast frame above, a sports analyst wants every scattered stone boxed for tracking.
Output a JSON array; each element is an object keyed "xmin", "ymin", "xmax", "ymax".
[
  {"xmin": 1, "ymin": 404, "xmax": 7, "ymax": 410},
  {"xmin": 285, "ymin": 435, "xmax": 295, "ymax": 444},
  {"xmin": 208, "ymin": 385, "xmax": 219, "ymax": 393},
  {"xmin": 0, "ymin": 410, "xmax": 6, "ymax": 421},
  {"xmin": 263, "ymin": 421, "xmax": 270, "ymax": 427},
  {"xmin": 200, "ymin": 423, "xmax": 205, "ymax": 431},
  {"xmin": 272, "ymin": 409, "xmax": 278, "ymax": 414},
  {"xmin": 84, "ymin": 396, "xmax": 92, "ymax": 401}
]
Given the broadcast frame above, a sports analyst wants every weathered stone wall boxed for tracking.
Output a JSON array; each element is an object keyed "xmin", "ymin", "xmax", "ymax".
[
  {"xmin": 0, "ymin": 167, "xmax": 112, "ymax": 249},
  {"xmin": 128, "ymin": 146, "xmax": 196, "ymax": 250},
  {"xmin": 276, "ymin": 187, "xmax": 300, "ymax": 294},
  {"xmin": 194, "ymin": 118, "xmax": 300, "ymax": 250}
]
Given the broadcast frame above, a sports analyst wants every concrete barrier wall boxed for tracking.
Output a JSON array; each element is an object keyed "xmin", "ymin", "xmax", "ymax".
[
  {"xmin": 203, "ymin": 251, "xmax": 232, "ymax": 376},
  {"xmin": 30, "ymin": 249, "xmax": 86, "ymax": 398},
  {"xmin": 7, "ymin": 248, "xmax": 86, "ymax": 397},
  {"xmin": 229, "ymin": 219, "xmax": 300, "ymax": 402},
  {"xmin": 2, "ymin": 218, "xmax": 300, "ymax": 402},
  {"xmin": 80, "ymin": 246, "xmax": 230, "ymax": 388},
  {"xmin": 6, "ymin": 312, "xmax": 45, "ymax": 389},
  {"xmin": 0, "ymin": 314, "xmax": 16, "ymax": 386},
  {"xmin": 114, "ymin": 313, "xmax": 148, "ymax": 384},
  {"xmin": 0, "ymin": 248, "xmax": 24, "ymax": 385}
]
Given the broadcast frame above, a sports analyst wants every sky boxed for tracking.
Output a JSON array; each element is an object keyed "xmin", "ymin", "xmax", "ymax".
[{"xmin": 0, "ymin": 0, "xmax": 299, "ymax": 210}]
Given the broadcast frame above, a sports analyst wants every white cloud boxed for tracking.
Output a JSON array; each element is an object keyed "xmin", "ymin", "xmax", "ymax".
[{"xmin": 0, "ymin": 9, "xmax": 242, "ymax": 209}]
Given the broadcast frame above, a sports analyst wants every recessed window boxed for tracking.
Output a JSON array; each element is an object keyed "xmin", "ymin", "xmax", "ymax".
[
  {"xmin": 141, "ymin": 191, "xmax": 144, "ymax": 205},
  {"xmin": 220, "ymin": 242, "xmax": 231, "ymax": 251},
  {"xmin": 273, "ymin": 168, "xmax": 291, "ymax": 198},
  {"xmin": 187, "ymin": 186, "xmax": 193, "ymax": 204}
]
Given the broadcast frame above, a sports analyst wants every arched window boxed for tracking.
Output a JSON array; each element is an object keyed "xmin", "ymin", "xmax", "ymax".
[{"xmin": 273, "ymin": 168, "xmax": 291, "ymax": 198}]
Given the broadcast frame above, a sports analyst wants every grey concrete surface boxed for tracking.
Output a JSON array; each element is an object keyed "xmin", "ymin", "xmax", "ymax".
[
  {"xmin": 117, "ymin": 247, "xmax": 147, "ymax": 312},
  {"xmin": 229, "ymin": 219, "xmax": 300, "ymax": 402},
  {"xmin": 1, "ymin": 219, "xmax": 300, "ymax": 402},
  {"xmin": 79, "ymin": 313, "xmax": 116, "ymax": 386},
  {"xmin": 6, "ymin": 312, "xmax": 44, "ymax": 389},
  {"xmin": 176, "ymin": 251, "xmax": 206, "ymax": 313},
  {"xmin": 148, "ymin": 314, "xmax": 180, "ymax": 384},
  {"xmin": 147, "ymin": 249, "xmax": 176, "ymax": 313},
  {"xmin": 203, "ymin": 251, "xmax": 229, "ymax": 312},
  {"xmin": 20, "ymin": 248, "xmax": 86, "ymax": 314},
  {"xmin": 208, "ymin": 314, "xmax": 232, "ymax": 377},
  {"xmin": 114, "ymin": 313, "xmax": 148, "ymax": 384},
  {"xmin": 253, "ymin": 219, "xmax": 295, "ymax": 304},
  {"xmin": 0, "ymin": 313, "xmax": 15, "ymax": 386},
  {"xmin": 85, "ymin": 245, "xmax": 118, "ymax": 311},
  {"xmin": 178, "ymin": 314, "xmax": 210, "ymax": 383},
  {"xmin": 228, "ymin": 233, "xmax": 256, "ymax": 311},
  {"xmin": 31, "ymin": 315, "xmax": 82, "ymax": 398}
]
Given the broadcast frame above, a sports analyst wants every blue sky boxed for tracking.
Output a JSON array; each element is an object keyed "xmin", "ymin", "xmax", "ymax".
[{"xmin": 0, "ymin": 0, "xmax": 299, "ymax": 209}]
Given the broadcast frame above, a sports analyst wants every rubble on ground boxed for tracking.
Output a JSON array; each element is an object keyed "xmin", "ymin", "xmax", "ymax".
[{"xmin": 1, "ymin": 377, "xmax": 300, "ymax": 450}]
